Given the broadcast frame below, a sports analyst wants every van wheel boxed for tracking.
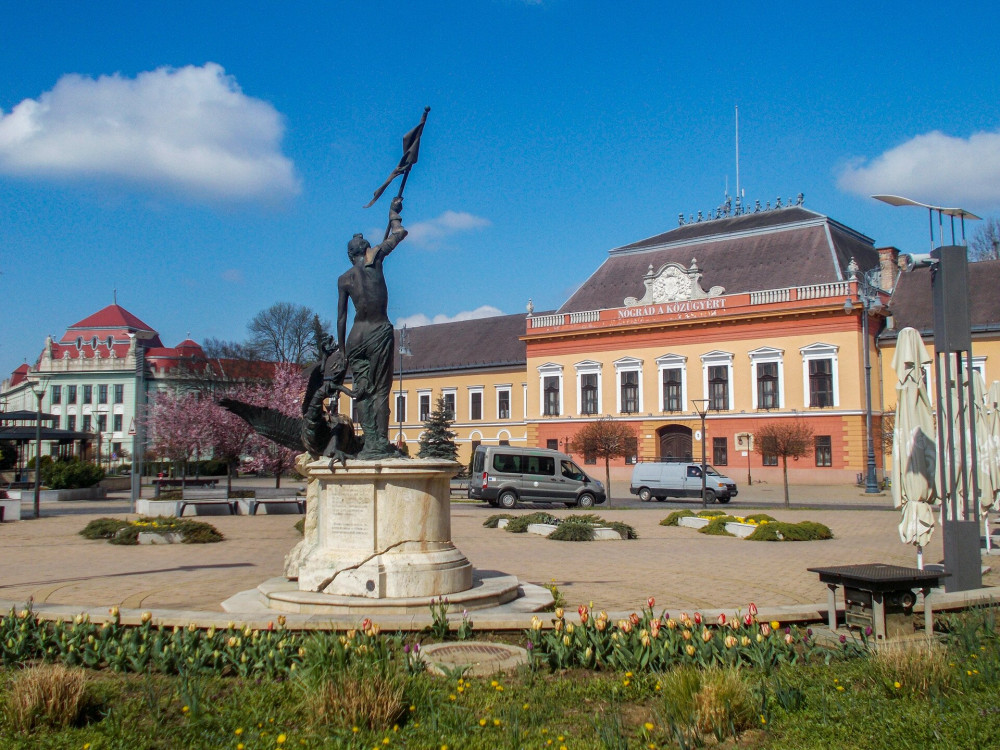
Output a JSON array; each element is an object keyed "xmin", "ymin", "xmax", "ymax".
[
  {"xmin": 703, "ymin": 489, "xmax": 717, "ymax": 504},
  {"xmin": 498, "ymin": 491, "xmax": 518, "ymax": 509},
  {"xmin": 654, "ymin": 496, "xmax": 666, "ymax": 502},
  {"xmin": 717, "ymin": 496, "xmax": 731, "ymax": 504},
  {"xmin": 638, "ymin": 487, "xmax": 652, "ymax": 502},
  {"xmin": 577, "ymin": 493, "xmax": 596, "ymax": 508}
]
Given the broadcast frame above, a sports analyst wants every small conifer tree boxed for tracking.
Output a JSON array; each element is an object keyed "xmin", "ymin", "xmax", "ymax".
[{"xmin": 418, "ymin": 396, "xmax": 459, "ymax": 461}]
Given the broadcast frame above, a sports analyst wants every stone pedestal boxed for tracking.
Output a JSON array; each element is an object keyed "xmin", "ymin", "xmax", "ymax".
[{"xmin": 293, "ymin": 458, "xmax": 473, "ymax": 599}]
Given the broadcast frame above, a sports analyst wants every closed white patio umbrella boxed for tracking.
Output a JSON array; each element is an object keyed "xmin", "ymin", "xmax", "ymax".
[{"xmin": 891, "ymin": 328, "xmax": 937, "ymax": 568}]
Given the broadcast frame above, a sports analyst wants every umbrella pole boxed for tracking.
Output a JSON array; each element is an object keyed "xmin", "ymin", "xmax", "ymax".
[
  {"xmin": 985, "ymin": 517, "xmax": 992, "ymax": 553},
  {"xmin": 917, "ymin": 544, "xmax": 924, "ymax": 570}
]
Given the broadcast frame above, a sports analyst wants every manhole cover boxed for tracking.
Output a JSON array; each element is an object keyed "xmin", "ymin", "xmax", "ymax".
[{"xmin": 419, "ymin": 641, "xmax": 528, "ymax": 677}]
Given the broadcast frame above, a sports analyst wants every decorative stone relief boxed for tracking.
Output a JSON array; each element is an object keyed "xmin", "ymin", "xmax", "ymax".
[{"xmin": 624, "ymin": 258, "xmax": 725, "ymax": 306}]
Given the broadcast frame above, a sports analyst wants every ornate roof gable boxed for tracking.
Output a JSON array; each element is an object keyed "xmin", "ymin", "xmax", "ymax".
[{"xmin": 624, "ymin": 258, "xmax": 725, "ymax": 307}]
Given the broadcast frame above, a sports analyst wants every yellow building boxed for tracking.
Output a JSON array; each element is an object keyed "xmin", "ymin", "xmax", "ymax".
[{"xmin": 359, "ymin": 203, "xmax": 997, "ymax": 491}]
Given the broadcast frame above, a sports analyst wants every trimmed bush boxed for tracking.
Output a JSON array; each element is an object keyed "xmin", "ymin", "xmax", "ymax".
[
  {"xmin": 699, "ymin": 515, "xmax": 738, "ymax": 536},
  {"xmin": 745, "ymin": 513, "xmax": 777, "ymax": 523},
  {"xmin": 548, "ymin": 519, "xmax": 596, "ymax": 541},
  {"xmin": 661, "ymin": 509, "xmax": 696, "ymax": 526},
  {"xmin": 746, "ymin": 520, "xmax": 833, "ymax": 541},
  {"xmin": 506, "ymin": 512, "xmax": 559, "ymax": 533},
  {"xmin": 40, "ymin": 457, "xmax": 105, "ymax": 489},
  {"xmin": 606, "ymin": 520, "xmax": 638, "ymax": 540},
  {"xmin": 79, "ymin": 518, "xmax": 130, "ymax": 540},
  {"xmin": 483, "ymin": 514, "xmax": 515, "ymax": 529}
]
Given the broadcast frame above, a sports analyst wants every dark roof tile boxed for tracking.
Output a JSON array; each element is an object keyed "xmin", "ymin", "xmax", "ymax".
[{"xmin": 396, "ymin": 313, "xmax": 529, "ymax": 374}]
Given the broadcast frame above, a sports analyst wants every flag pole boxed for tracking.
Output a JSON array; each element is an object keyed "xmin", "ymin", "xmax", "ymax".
[{"xmin": 383, "ymin": 107, "xmax": 430, "ymax": 241}]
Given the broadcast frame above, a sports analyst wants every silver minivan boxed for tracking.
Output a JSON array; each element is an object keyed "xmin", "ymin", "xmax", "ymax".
[
  {"xmin": 629, "ymin": 461, "xmax": 738, "ymax": 503},
  {"xmin": 468, "ymin": 446, "xmax": 606, "ymax": 508}
]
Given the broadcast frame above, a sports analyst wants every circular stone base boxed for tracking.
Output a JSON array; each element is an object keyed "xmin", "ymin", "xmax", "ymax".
[
  {"xmin": 420, "ymin": 641, "xmax": 529, "ymax": 676},
  {"xmin": 259, "ymin": 571, "xmax": 521, "ymax": 615}
]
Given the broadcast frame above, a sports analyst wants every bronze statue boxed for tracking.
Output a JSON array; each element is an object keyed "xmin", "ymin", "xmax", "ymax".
[
  {"xmin": 337, "ymin": 197, "xmax": 407, "ymax": 459},
  {"xmin": 218, "ymin": 341, "xmax": 362, "ymax": 465}
]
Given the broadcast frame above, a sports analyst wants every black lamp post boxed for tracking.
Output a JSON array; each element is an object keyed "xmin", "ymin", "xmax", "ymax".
[
  {"xmin": 30, "ymin": 377, "xmax": 49, "ymax": 520},
  {"xmin": 844, "ymin": 262, "xmax": 882, "ymax": 494},
  {"xmin": 396, "ymin": 325, "xmax": 411, "ymax": 447},
  {"xmin": 691, "ymin": 398, "xmax": 709, "ymax": 508}
]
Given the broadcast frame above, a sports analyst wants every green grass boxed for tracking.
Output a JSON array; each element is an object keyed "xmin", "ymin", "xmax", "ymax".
[{"xmin": 3, "ymin": 608, "xmax": 1000, "ymax": 748}]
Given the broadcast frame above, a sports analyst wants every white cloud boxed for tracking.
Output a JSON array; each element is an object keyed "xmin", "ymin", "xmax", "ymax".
[
  {"xmin": 397, "ymin": 305, "xmax": 505, "ymax": 329},
  {"xmin": 0, "ymin": 63, "xmax": 299, "ymax": 201},
  {"xmin": 404, "ymin": 210, "xmax": 491, "ymax": 249},
  {"xmin": 838, "ymin": 129, "xmax": 1000, "ymax": 208}
]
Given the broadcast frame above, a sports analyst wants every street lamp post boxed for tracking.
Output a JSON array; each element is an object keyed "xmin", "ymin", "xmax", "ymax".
[
  {"xmin": 396, "ymin": 326, "xmax": 412, "ymax": 447},
  {"xmin": 691, "ymin": 398, "xmax": 710, "ymax": 508},
  {"xmin": 30, "ymin": 377, "xmax": 49, "ymax": 520},
  {"xmin": 843, "ymin": 261, "xmax": 882, "ymax": 494}
]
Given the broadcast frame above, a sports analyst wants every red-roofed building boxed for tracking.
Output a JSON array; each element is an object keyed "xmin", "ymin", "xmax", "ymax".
[{"xmin": 1, "ymin": 302, "xmax": 250, "ymax": 474}]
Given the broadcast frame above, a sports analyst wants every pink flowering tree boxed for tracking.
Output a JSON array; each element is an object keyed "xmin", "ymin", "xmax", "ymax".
[
  {"xmin": 230, "ymin": 363, "xmax": 306, "ymax": 488},
  {"xmin": 146, "ymin": 390, "xmax": 212, "ymax": 482},
  {"xmin": 201, "ymin": 398, "xmax": 255, "ymax": 495}
]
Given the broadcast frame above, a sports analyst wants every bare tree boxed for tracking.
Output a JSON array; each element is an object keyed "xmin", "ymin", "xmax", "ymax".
[
  {"xmin": 247, "ymin": 302, "xmax": 327, "ymax": 364},
  {"xmin": 569, "ymin": 416, "xmax": 637, "ymax": 500},
  {"xmin": 753, "ymin": 420, "xmax": 814, "ymax": 508},
  {"xmin": 969, "ymin": 216, "xmax": 1000, "ymax": 261},
  {"xmin": 202, "ymin": 337, "xmax": 256, "ymax": 360}
]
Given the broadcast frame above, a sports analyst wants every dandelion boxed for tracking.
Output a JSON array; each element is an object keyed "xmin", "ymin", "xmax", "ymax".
[
  {"xmin": 449, "ymin": 694, "xmax": 456, "ymax": 701},
  {"xmin": 277, "ymin": 735, "xmax": 287, "ymax": 745},
  {"xmin": 836, "ymin": 685, "xmax": 845, "ymax": 692},
  {"xmin": 760, "ymin": 715, "xmax": 767, "ymax": 725},
  {"xmin": 644, "ymin": 721, "xmax": 655, "ymax": 731},
  {"xmin": 238, "ymin": 745, "xmax": 244, "ymax": 750},
  {"xmin": 523, "ymin": 703, "xmax": 530, "ymax": 710},
  {"xmin": 894, "ymin": 681, "xmax": 901, "ymax": 689},
  {"xmin": 480, "ymin": 719, "xmax": 487, "ymax": 727},
  {"xmin": 409, "ymin": 705, "xmax": 416, "ymax": 712},
  {"xmin": 236, "ymin": 729, "xmax": 243, "ymax": 736},
  {"xmin": 182, "ymin": 705, "xmax": 189, "ymax": 714},
  {"xmin": 493, "ymin": 719, "xmax": 501, "ymax": 726}
]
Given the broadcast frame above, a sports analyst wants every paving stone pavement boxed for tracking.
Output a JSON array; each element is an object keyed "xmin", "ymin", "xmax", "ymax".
[{"xmin": 2, "ymin": 486, "xmax": 997, "ymax": 621}]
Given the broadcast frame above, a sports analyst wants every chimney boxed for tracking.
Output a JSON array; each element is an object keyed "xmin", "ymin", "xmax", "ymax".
[{"xmin": 877, "ymin": 246, "xmax": 900, "ymax": 290}]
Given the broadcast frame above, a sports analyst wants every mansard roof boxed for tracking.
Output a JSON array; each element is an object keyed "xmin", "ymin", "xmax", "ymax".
[
  {"xmin": 394, "ymin": 312, "xmax": 529, "ymax": 374},
  {"xmin": 559, "ymin": 206, "xmax": 880, "ymax": 314},
  {"xmin": 882, "ymin": 259, "xmax": 1000, "ymax": 339},
  {"xmin": 69, "ymin": 304, "xmax": 156, "ymax": 333}
]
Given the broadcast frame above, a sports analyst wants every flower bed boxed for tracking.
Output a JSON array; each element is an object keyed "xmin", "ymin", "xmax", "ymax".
[
  {"xmin": 484, "ymin": 513, "xmax": 637, "ymax": 541},
  {"xmin": 662, "ymin": 510, "xmax": 832, "ymax": 541},
  {"xmin": 80, "ymin": 516, "xmax": 224, "ymax": 545}
]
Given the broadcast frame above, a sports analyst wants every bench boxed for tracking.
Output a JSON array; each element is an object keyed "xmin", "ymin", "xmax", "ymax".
[
  {"xmin": 178, "ymin": 488, "xmax": 238, "ymax": 517},
  {"xmin": 248, "ymin": 488, "xmax": 305, "ymax": 516},
  {"xmin": 153, "ymin": 478, "xmax": 219, "ymax": 498}
]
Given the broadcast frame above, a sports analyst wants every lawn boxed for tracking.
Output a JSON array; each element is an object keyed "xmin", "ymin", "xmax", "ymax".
[{"xmin": 2, "ymin": 606, "xmax": 1000, "ymax": 749}]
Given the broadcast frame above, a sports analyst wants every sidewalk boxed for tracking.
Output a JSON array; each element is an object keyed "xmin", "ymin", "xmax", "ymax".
[{"xmin": 2, "ymin": 484, "xmax": 993, "ymax": 626}]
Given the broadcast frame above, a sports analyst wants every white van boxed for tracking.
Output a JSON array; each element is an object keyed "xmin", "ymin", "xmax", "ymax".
[
  {"xmin": 468, "ymin": 446, "xmax": 606, "ymax": 509},
  {"xmin": 629, "ymin": 462, "xmax": 737, "ymax": 503}
]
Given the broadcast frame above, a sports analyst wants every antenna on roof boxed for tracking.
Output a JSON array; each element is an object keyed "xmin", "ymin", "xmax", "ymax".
[
  {"xmin": 113, "ymin": 288, "xmax": 117, "ymax": 305},
  {"xmin": 735, "ymin": 105, "xmax": 740, "ymax": 204}
]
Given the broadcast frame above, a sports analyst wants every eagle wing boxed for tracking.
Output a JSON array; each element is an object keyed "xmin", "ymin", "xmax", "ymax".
[{"xmin": 218, "ymin": 398, "xmax": 304, "ymax": 452}]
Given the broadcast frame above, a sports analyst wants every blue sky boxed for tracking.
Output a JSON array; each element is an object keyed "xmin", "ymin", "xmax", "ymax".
[{"xmin": 2, "ymin": 1, "xmax": 999, "ymax": 378}]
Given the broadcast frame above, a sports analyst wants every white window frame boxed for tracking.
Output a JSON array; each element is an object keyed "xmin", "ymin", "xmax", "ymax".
[
  {"xmin": 441, "ymin": 388, "xmax": 457, "ymax": 420},
  {"xmin": 574, "ymin": 360, "xmax": 603, "ymax": 417},
  {"xmin": 701, "ymin": 351, "xmax": 734, "ymax": 411},
  {"xmin": 417, "ymin": 389, "xmax": 432, "ymax": 421},
  {"xmin": 973, "ymin": 356, "xmax": 987, "ymax": 380},
  {"xmin": 468, "ymin": 386, "xmax": 484, "ymax": 421},
  {"xmin": 613, "ymin": 356, "xmax": 643, "ymax": 414},
  {"xmin": 495, "ymin": 384, "xmax": 512, "ymax": 420},
  {"xmin": 800, "ymin": 343, "xmax": 840, "ymax": 408},
  {"xmin": 748, "ymin": 346, "xmax": 784, "ymax": 410},
  {"xmin": 394, "ymin": 390, "xmax": 407, "ymax": 423},
  {"xmin": 656, "ymin": 353, "xmax": 687, "ymax": 412},
  {"xmin": 538, "ymin": 363, "xmax": 564, "ymax": 417}
]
